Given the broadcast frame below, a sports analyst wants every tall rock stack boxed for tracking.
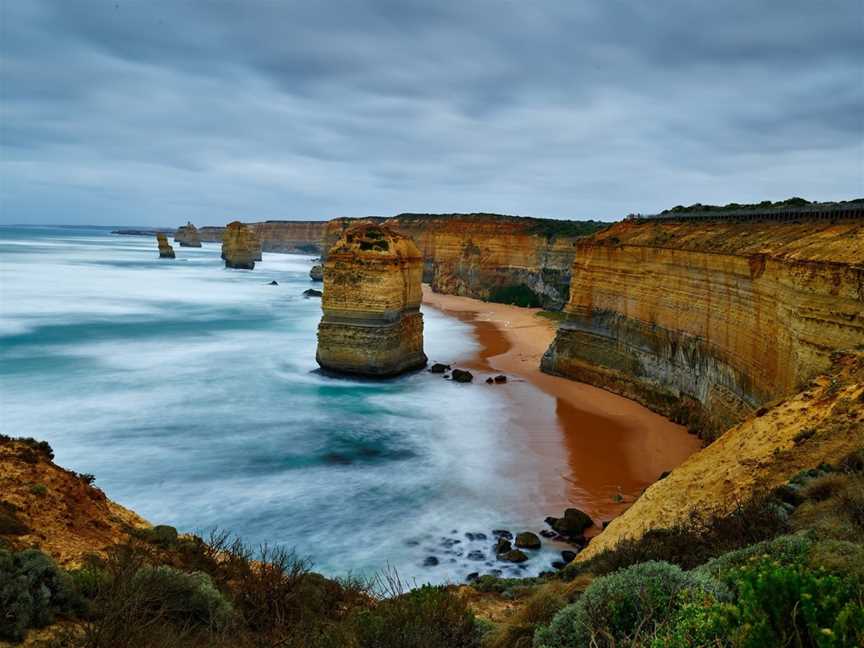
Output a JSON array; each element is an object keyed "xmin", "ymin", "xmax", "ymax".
[
  {"xmin": 174, "ymin": 222, "xmax": 202, "ymax": 247},
  {"xmin": 156, "ymin": 233, "xmax": 175, "ymax": 259},
  {"xmin": 221, "ymin": 221, "xmax": 259, "ymax": 269},
  {"xmin": 316, "ymin": 224, "xmax": 427, "ymax": 377}
]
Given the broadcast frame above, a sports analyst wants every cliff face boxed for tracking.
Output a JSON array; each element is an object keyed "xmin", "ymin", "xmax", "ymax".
[
  {"xmin": 221, "ymin": 221, "xmax": 260, "ymax": 269},
  {"xmin": 174, "ymin": 222, "xmax": 202, "ymax": 247},
  {"xmin": 199, "ymin": 220, "xmax": 328, "ymax": 254},
  {"xmin": 579, "ymin": 350, "xmax": 864, "ymax": 560},
  {"xmin": 156, "ymin": 233, "xmax": 175, "ymax": 259},
  {"xmin": 541, "ymin": 218, "xmax": 864, "ymax": 437},
  {"xmin": 317, "ymin": 224, "xmax": 427, "ymax": 376},
  {"xmin": 324, "ymin": 214, "xmax": 605, "ymax": 309}
]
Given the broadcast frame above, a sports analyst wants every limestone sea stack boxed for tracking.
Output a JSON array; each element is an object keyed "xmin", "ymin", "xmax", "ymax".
[
  {"xmin": 221, "ymin": 221, "xmax": 260, "ymax": 269},
  {"xmin": 174, "ymin": 222, "xmax": 202, "ymax": 247},
  {"xmin": 156, "ymin": 233, "xmax": 175, "ymax": 259},
  {"xmin": 316, "ymin": 224, "xmax": 427, "ymax": 376}
]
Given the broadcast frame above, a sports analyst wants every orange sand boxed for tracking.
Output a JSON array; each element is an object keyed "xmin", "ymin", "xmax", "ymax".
[{"xmin": 422, "ymin": 286, "xmax": 702, "ymax": 527}]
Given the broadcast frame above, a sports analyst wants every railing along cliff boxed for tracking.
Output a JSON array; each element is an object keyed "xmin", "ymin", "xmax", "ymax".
[{"xmin": 634, "ymin": 202, "xmax": 863, "ymax": 222}]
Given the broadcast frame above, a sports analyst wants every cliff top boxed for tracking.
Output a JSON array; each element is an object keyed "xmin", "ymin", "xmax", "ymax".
[
  {"xmin": 329, "ymin": 223, "xmax": 422, "ymax": 260},
  {"xmin": 392, "ymin": 212, "xmax": 608, "ymax": 239},
  {"xmin": 589, "ymin": 217, "xmax": 864, "ymax": 264},
  {"xmin": 0, "ymin": 436, "xmax": 149, "ymax": 566}
]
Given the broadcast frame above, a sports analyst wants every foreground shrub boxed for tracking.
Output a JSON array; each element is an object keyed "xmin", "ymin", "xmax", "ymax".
[
  {"xmin": 482, "ymin": 583, "xmax": 569, "ymax": 648},
  {"xmin": 655, "ymin": 556, "xmax": 864, "ymax": 647},
  {"xmin": 354, "ymin": 583, "xmax": 480, "ymax": 648},
  {"xmin": 534, "ymin": 561, "xmax": 726, "ymax": 648},
  {"xmin": 0, "ymin": 548, "xmax": 77, "ymax": 642}
]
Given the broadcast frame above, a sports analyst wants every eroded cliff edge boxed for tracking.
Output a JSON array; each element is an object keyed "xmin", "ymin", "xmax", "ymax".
[{"xmin": 541, "ymin": 217, "xmax": 864, "ymax": 438}]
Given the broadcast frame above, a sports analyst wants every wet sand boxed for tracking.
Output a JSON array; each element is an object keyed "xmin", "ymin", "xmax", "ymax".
[{"xmin": 422, "ymin": 286, "xmax": 702, "ymax": 527}]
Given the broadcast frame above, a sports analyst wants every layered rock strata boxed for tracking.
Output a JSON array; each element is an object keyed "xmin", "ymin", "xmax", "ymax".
[
  {"xmin": 198, "ymin": 220, "xmax": 328, "ymax": 253},
  {"xmin": 174, "ymin": 222, "xmax": 202, "ymax": 247},
  {"xmin": 221, "ymin": 221, "xmax": 260, "ymax": 269},
  {"xmin": 316, "ymin": 224, "xmax": 427, "ymax": 376},
  {"xmin": 156, "ymin": 233, "xmax": 175, "ymax": 258},
  {"xmin": 541, "ymin": 217, "xmax": 864, "ymax": 437}
]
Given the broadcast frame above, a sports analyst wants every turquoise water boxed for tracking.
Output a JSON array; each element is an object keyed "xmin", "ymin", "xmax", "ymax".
[{"xmin": 0, "ymin": 226, "xmax": 565, "ymax": 584}]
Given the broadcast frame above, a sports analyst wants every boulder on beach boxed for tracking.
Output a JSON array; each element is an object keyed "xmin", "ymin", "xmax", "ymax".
[
  {"xmin": 515, "ymin": 531, "xmax": 541, "ymax": 549},
  {"xmin": 428, "ymin": 363, "xmax": 450, "ymax": 374},
  {"xmin": 485, "ymin": 377, "xmax": 494, "ymax": 384},
  {"xmin": 500, "ymin": 549, "xmax": 528, "ymax": 563},
  {"xmin": 303, "ymin": 289, "xmax": 323, "ymax": 298},
  {"xmin": 156, "ymin": 233, "xmax": 175, "ymax": 259},
  {"xmin": 494, "ymin": 374, "xmax": 508, "ymax": 384},
  {"xmin": 546, "ymin": 508, "xmax": 594, "ymax": 538},
  {"xmin": 310, "ymin": 264, "xmax": 324, "ymax": 281},
  {"xmin": 561, "ymin": 550, "xmax": 578, "ymax": 564},
  {"xmin": 451, "ymin": 369, "xmax": 473, "ymax": 383},
  {"xmin": 495, "ymin": 537, "xmax": 512, "ymax": 555}
]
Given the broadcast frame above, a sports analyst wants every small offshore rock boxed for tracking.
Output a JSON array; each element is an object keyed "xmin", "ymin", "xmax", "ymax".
[
  {"xmin": 428, "ymin": 363, "xmax": 450, "ymax": 374},
  {"xmin": 551, "ymin": 561, "xmax": 566, "ymax": 570},
  {"xmin": 492, "ymin": 529, "xmax": 513, "ymax": 539},
  {"xmin": 466, "ymin": 572, "xmax": 480, "ymax": 582},
  {"xmin": 561, "ymin": 550, "xmax": 577, "ymax": 564},
  {"xmin": 500, "ymin": 549, "xmax": 528, "ymax": 563},
  {"xmin": 495, "ymin": 537, "xmax": 512, "ymax": 555},
  {"xmin": 303, "ymin": 289, "xmax": 323, "ymax": 298},
  {"xmin": 156, "ymin": 233, "xmax": 175, "ymax": 259},
  {"xmin": 451, "ymin": 369, "xmax": 473, "ymax": 383},
  {"xmin": 494, "ymin": 374, "xmax": 507, "ymax": 383},
  {"xmin": 467, "ymin": 550, "xmax": 485, "ymax": 561},
  {"xmin": 486, "ymin": 377, "xmax": 494, "ymax": 384},
  {"xmin": 548, "ymin": 508, "xmax": 594, "ymax": 538},
  {"xmin": 268, "ymin": 280, "xmax": 279, "ymax": 286},
  {"xmin": 309, "ymin": 264, "xmax": 324, "ymax": 281},
  {"xmin": 515, "ymin": 531, "xmax": 541, "ymax": 549},
  {"xmin": 422, "ymin": 556, "xmax": 439, "ymax": 567},
  {"xmin": 539, "ymin": 529, "xmax": 556, "ymax": 538}
]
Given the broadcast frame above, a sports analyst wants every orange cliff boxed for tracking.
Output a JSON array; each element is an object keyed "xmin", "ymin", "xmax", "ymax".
[
  {"xmin": 541, "ymin": 217, "xmax": 864, "ymax": 439},
  {"xmin": 200, "ymin": 220, "xmax": 328, "ymax": 254}
]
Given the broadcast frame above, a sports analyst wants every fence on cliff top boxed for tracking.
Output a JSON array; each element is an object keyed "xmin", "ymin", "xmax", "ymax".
[{"xmin": 631, "ymin": 202, "xmax": 864, "ymax": 222}]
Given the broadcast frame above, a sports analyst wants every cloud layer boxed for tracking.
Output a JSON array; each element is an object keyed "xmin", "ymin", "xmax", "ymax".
[{"xmin": 2, "ymin": 0, "xmax": 862, "ymax": 225}]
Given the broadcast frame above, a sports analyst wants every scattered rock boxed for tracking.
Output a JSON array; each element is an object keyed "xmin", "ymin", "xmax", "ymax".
[
  {"xmin": 466, "ymin": 572, "xmax": 480, "ymax": 582},
  {"xmin": 486, "ymin": 377, "xmax": 494, "ymax": 384},
  {"xmin": 515, "ymin": 531, "xmax": 541, "ymax": 549},
  {"xmin": 500, "ymin": 549, "xmax": 528, "ymax": 563},
  {"xmin": 561, "ymin": 550, "xmax": 577, "ymax": 564},
  {"xmin": 551, "ymin": 561, "xmax": 566, "ymax": 570},
  {"xmin": 539, "ymin": 529, "xmax": 556, "ymax": 538},
  {"xmin": 422, "ymin": 556, "xmax": 439, "ymax": 567},
  {"xmin": 494, "ymin": 374, "xmax": 507, "ymax": 383},
  {"xmin": 310, "ymin": 264, "xmax": 324, "ymax": 281},
  {"xmin": 492, "ymin": 529, "xmax": 513, "ymax": 539},
  {"xmin": 658, "ymin": 470, "xmax": 671, "ymax": 480},
  {"xmin": 451, "ymin": 369, "xmax": 473, "ymax": 383},
  {"xmin": 428, "ymin": 363, "xmax": 450, "ymax": 374},
  {"xmin": 494, "ymin": 537, "xmax": 512, "ymax": 555},
  {"xmin": 467, "ymin": 550, "xmax": 485, "ymax": 561},
  {"xmin": 303, "ymin": 289, "xmax": 323, "ymax": 298},
  {"xmin": 546, "ymin": 508, "xmax": 594, "ymax": 538},
  {"xmin": 268, "ymin": 280, "xmax": 279, "ymax": 286}
]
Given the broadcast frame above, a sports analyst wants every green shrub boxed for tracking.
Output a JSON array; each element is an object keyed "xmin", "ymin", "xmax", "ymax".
[
  {"xmin": 534, "ymin": 561, "xmax": 727, "ymax": 648},
  {"xmin": 489, "ymin": 285, "xmax": 542, "ymax": 308},
  {"xmin": 655, "ymin": 556, "xmax": 864, "ymax": 648},
  {"xmin": 354, "ymin": 584, "xmax": 480, "ymax": 648},
  {"xmin": 131, "ymin": 565, "xmax": 233, "ymax": 629},
  {"xmin": 0, "ymin": 548, "xmax": 77, "ymax": 642},
  {"xmin": 29, "ymin": 483, "xmax": 48, "ymax": 497}
]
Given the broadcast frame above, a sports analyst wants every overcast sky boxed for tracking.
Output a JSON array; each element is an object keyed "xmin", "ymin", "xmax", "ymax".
[{"xmin": 1, "ymin": 1, "xmax": 862, "ymax": 226}]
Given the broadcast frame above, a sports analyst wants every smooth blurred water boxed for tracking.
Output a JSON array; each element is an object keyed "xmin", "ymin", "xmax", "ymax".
[{"xmin": 0, "ymin": 226, "xmax": 568, "ymax": 584}]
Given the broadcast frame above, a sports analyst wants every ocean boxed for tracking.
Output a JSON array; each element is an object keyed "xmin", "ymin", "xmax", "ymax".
[{"xmin": 0, "ymin": 225, "xmax": 569, "ymax": 584}]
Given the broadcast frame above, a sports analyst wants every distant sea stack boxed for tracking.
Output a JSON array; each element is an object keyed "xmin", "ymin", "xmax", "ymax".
[
  {"xmin": 174, "ymin": 222, "xmax": 202, "ymax": 247},
  {"xmin": 221, "ymin": 221, "xmax": 260, "ymax": 269},
  {"xmin": 156, "ymin": 233, "xmax": 175, "ymax": 259},
  {"xmin": 316, "ymin": 224, "xmax": 427, "ymax": 376}
]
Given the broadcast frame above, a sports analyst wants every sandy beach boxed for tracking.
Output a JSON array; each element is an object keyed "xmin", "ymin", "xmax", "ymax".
[{"xmin": 422, "ymin": 285, "xmax": 702, "ymax": 526}]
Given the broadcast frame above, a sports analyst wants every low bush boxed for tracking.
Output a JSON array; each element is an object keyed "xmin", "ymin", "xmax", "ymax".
[
  {"xmin": 792, "ymin": 473, "xmax": 864, "ymax": 542},
  {"xmin": 482, "ymin": 583, "xmax": 569, "ymax": 648},
  {"xmin": 354, "ymin": 579, "xmax": 480, "ymax": 648},
  {"xmin": 534, "ymin": 561, "xmax": 727, "ymax": 648},
  {"xmin": 0, "ymin": 548, "xmax": 77, "ymax": 642}
]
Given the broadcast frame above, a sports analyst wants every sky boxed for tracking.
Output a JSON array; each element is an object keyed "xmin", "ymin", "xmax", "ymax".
[{"xmin": 1, "ymin": 1, "xmax": 862, "ymax": 226}]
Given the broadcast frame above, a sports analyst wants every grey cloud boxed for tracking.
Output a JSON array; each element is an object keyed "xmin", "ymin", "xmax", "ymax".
[{"xmin": 1, "ymin": 0, "xmax": 862, "ymax": 226}]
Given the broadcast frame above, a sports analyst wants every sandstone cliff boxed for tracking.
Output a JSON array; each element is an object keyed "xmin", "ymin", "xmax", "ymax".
[
  {"xmin": 324, "ymin": 214, "xmax": 605, "ymax": 309},
  {"xmin": 174, "ymin": 222, "xmax": 202, "ymax": 247},
  {"xmin": 579, "ymin": 350, "xmax": 864, "ymax": 560},
  {"xmin": 0, "ymin": 436, "xmax": 148, "ymax": 566},
  {"xmin": 221, "ymin": 221, "xmax": 260, "ymax": 269},
  {"xmin": 317, "ymin": 224, "xmax": 427, "ymax": 376},
  {"xmin": 156, "ymin": 233, "xmax": 175, "ymax": 259},
  {"xmin": 199, "ymin": 220, "xmax": 328, "ymax": 253},
  {"xmin": 542, "ymin": 217, "xmax": 864, "ymax": 437}
]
